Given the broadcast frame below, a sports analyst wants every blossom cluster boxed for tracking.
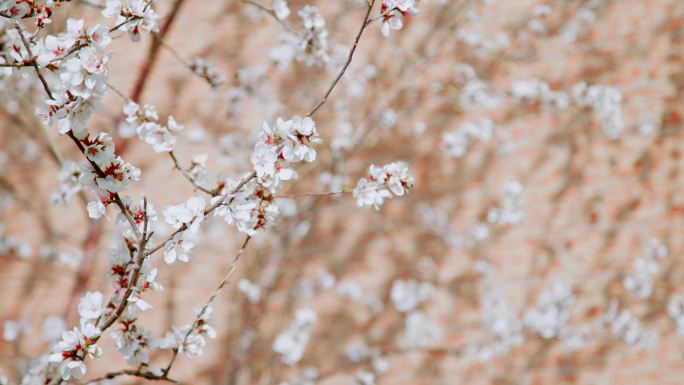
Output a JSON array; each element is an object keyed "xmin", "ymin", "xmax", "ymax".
[
  {"xmin": 49, "ymin": 160, "xmax": 83, "ymax": 205},
  {"xmin": 27, "ymin": 19, "xmax": 111, "ymax": 137},
  {"xmin": 486, "ymin": 180, "xmax": 524, "ymax": 225},
  {"xmin": 379, "ymin": 0, "xmax": 419, "ymax": 37},
  {"xmin": 201, "ymin": 115, "xmax": 323, "ymax": 235},
  {"xmin": 273, "ymin": 308, "xmax": 317, "ymax": 365},
  {"xmin": 523, "ymin": 281, "xmax": 576, "ymax": 339},
  {"xmin": 47, "ymin": 291, "xmax": 105, "ymax": 380},
  {"xmin": 603, "ymin": 300, "xmax": 659, "ymax": 349},
  {"xmin": 405, "ymin": 310, "xmax": 443, "ymax": 347},
  {"xmin": 623, "ymin": 238, "xmax": 668, "ymax": 299},
  {"xmin": 252, "ymin": 116, "xmax": 320, "ymax": 188},
  {"xmin": 295, "ymin": 6, "xmax": 329, "ymax": 66},
  {"xmin": 81, "ymin": 132, "xmax": 140, "ymax": 193},
  {"xmin": 103, "ymin": 0, "xmax": 159, "ymax": 42},
  {"xmin": 162, "ymin": 196, "xmax": 206, "ymax": 262},
  {"xmin": 188, "ymin": 57, "xmax": 226, "ymax": 87},
  {"xmin": 470, "ymin": 291, "xmax": 523, "ymax": 361},
  {"xmin": 156, "ymin": 306, "xmax": 218, "ymax": 359},
  {"xmin": 353, "ymin": 162, "xmax": 414, "ymax": 210},
  {"xmin": 573, "ymin": 82, "xmax": 624, "ymax": 139},
  {"xmin": 390, "ymin": 279, "xmax": 434, "ymax": 312},
  {"xmin": 266, "ymin": 4, "xmax": 327, "ymax": 68},
  {"xmin": 441, "ymin": 118, "xmax": 498, "ymax": 158},
  {"xmin": 120, "ymin": 101, "xmax": 184, "ymax": 152},
  {"xmin": 510, "ymin": 78, "xmax": 569, "ymax": 109}
]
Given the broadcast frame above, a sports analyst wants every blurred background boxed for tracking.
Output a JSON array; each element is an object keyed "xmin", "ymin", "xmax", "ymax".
[{"xmin": 2, "ymin": 0, "xmax": 684, "ymax": 384}]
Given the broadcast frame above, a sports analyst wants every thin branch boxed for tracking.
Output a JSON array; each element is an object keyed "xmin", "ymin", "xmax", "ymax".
[
  {"xmin": 106, "ymin": 81, "xmax": 130, "ymax": 101},
  {"xmin": 85, "ymin": 369, "xmax": 182, "ymax": 384},
  {"xmin": 14, "ymin": 22, "xmax": 53, "ymax": 99},
  {"xmin": 48, "ymin": 201, "xmax": 152, "ymax": 385},
  {"xmin": 275, "ymin": 189, "xmax": 352, "ymax": 198},
  {"xmin": 307, "ymin": 0, "xmax": 377, "ymax": 117},
  {"xmin": 168, "ymin": 151, "xmax": 217, "ymax": 195},
  {"xmin": 162, "ymin": 235, "xmax": 252, "ymax": 377},
  {"xmin": 90, "ymin": 198, "xmax": 150, "ymax": 341},
  {"xmin": 154, "ymin": 35, "xmax": 225, "ymax": 87},
  {"xmin": 239, "ymin": 0, "xmax": 297, "ymax": 34},
  {"xmin": 109, "ymin": 15, "xmax": 144, "ymax": 34},
  {"xmin": 0, "ymin": 62, "xmax": 32, "ymax": 68}
]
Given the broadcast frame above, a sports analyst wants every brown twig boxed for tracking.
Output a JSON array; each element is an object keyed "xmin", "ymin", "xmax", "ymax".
[
  {"xmin": 48, "ymin": 201, "xmax": 152, "ymax": 385},
  {"xmin": 162, "ymin": 235, "xmax": 252, "ymax": 377},
  {"xmin": 14, "ymin": 23, "xmax": 53, "ymax": 99},
  {"xmin": 85, "ymin": 369, "xmax": 182, "ymax": 384},
  {"xmin": 307, "ymin": 0, "xmax": 377, "ymax": 117},
  {"xmin": 169, "ymin": 151, "xmax": 217, "ymax": 195},
  {"xmin": 275, "ymin": 189, "xmax": 352, "ymax": 198}
]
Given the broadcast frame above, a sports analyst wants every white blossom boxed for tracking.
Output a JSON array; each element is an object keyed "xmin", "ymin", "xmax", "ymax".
[
  {"xmin": 3, "ymin": 318, "xmax": 29, "ymax": 342},
  {"xmin": 155, "ymin": 306, "xmax": 217, "ymax": 359},
  {"xmin": 164, "ymin": 232, "xmax": 195, "ymax": 264},
  {"xmin": 623, "ymin": 238, "xmax": 668, "ymax": 298},
  {"xmin": 49, "ymin": 160, "xmax": 84, "ymax": 205},
  {"xmin": 120, "ymin": 102, "xmax": 181, "ymax": 152},
  {"xmin": 251, "ymin": 116, "xmax": 319, "ymax": 189},
  {"xmin": 604, "ymin": 300, "xmax": 659, "ymax": 349},
  {"xmin": 294, "ymin": 6, "xmax": 329, "ymax": 66},
  {"xmin": 524, "ymin": 281, "xmax": 575, "ymax": 339},
  {"xmin": 380, "ymin": 0, "xmax": 419, "ymax": 37},
  {"xmin": 48, "ymin": 324, "xmax": 101, "ymax": 380},
  {"xmin": 77, "ymin": 291, "xmax": 104, "ymax": 321},
  {"xmin": 238, "ymin": 278, "xmax": 262, "ymax": 303},
  {"xmin": 667, "ymin": 295, "xmax": 684, "ymax": 335},
  {"xmin": 273, "ymin": 0, "xmax": 290, "ymax": 20},
  {"xmin": 110, "ymin": 319, "xmax": 152, "ymax": 365},
  {"xmin": 102, "ymin": 0, "xmax": 159, "ymax": 41},
  {"xmin": 87, "ymin": 200, "xmax": 106, "ymax": 219},
  {"xmin": 405, "ymin": 311, "xmax": 443, "ymax": 346},
  {"xmin": 573, "ymin": 82, "xmax": 624, "ymax": 138},
  {"xmin": 42, "ymin": 316, "xmax": 66, "ymax": 342},
  {"xmin": 273, "ymin": 308, "xmax": 317, "ymax": 365},
  {"xmin": 163, "ymin": 196, "xmax": 206, "ymax": 233},
  {"xmin": 390, "ymin": 279, "xmax": 435, "ymax": 312},
  {"xmin": 353, "ymin": 162, "xmax": 414, "ymax": 210}
]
